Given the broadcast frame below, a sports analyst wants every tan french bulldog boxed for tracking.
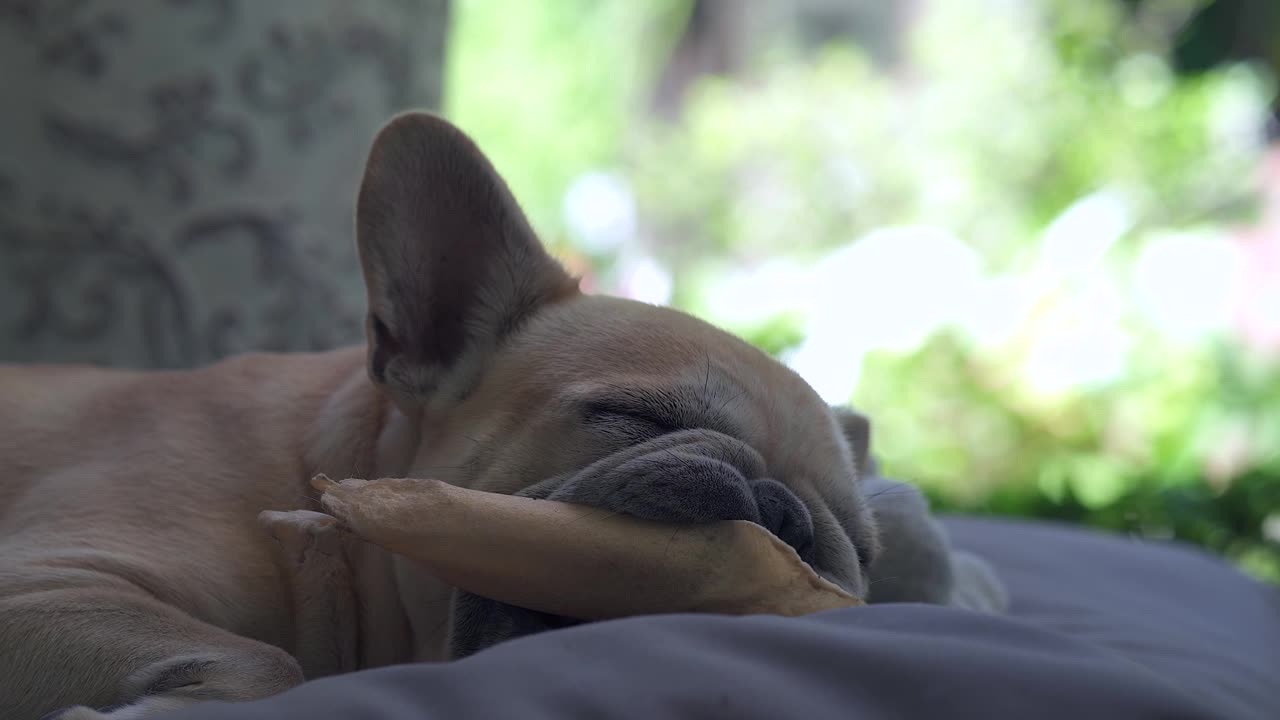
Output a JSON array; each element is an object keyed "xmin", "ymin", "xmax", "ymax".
[{"xmin": 0, "ymin": 113, "xmax": 885, "ymax": 719}]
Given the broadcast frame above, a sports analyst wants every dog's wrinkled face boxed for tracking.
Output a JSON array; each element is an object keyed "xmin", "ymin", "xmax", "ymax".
[
  {"xmin": 424, "ymin": 300, "xmax": 878, "ymax": 596},
  {"xmin": 354, "ymin": 113, "xmax": 878, "ymax": 605}
]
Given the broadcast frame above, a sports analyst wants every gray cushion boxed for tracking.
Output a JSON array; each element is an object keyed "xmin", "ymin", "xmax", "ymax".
[{"xmin": 162, "ymin": 517, "xmax": 1280, "ymax": 720}]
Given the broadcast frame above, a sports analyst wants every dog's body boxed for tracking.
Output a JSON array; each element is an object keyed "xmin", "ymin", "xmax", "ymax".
[{"xmin": 1, "ymin": 114, "xmax": 885, "ymax": 719}]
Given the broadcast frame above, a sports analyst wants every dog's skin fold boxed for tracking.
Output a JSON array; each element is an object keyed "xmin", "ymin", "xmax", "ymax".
[{"xmin": 2, "ymin": 113, "xmax": 934, "ymax": 719}]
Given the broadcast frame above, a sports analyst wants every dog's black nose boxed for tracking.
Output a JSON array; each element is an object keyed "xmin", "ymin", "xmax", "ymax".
[{"xmin": 750, "ymin": 479, "xmax": 816, "ymax": 564}]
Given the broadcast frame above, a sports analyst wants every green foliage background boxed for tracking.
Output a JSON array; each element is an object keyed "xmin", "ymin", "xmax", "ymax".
[{"xmin": 446, "ymin": 0, "xmax": 1280, "ymax": 582}]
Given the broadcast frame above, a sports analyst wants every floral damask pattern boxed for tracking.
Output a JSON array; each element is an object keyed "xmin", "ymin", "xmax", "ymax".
[{"xmin": 0, "ymin": 0, "xmax": 448, "ymax": 368}]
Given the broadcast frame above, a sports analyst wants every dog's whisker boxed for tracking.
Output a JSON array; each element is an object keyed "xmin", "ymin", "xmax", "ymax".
[
  {"xmin": 713, "ymin": 389, "xmax": 746, "ymax": 417},
  {"xmin": 864, "ymin": 486, "xmax": 918, "ymax": 501},
  {"xmin": 701, "ymin": 352, "xmax": 713, "ymax": 414},
  {"xmin": 663, "ymin": 526, "xmax": 683, "ymax": 561}
]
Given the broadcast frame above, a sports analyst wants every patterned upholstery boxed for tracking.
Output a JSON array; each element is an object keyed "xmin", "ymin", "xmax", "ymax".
[{"xmin": 0, "ymin": 0, "xmax": 448, "ymax": 368}]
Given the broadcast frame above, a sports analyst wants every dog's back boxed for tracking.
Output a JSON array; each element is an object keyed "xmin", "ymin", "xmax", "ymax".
[
  {"xmin": 0, "ymin": 349, "xmax": 369, "ymax": 658},
  {"xmin": 0, "ymin": 363, "xmax": 147, "ymax": 517},
  {"xmin": 0, "ymin": 351, "xmax": 360, "ymax": 524}
]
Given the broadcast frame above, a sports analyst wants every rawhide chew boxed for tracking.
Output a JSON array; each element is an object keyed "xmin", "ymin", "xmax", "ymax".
[{"xmin": 311, "ymin": 474, "xmax": 863, "ymax": 621}]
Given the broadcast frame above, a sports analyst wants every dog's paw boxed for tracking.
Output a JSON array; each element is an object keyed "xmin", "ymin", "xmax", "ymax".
[
  {"xmin": 42, "ymin": 697, "xmax": 198, "ymax": 720},
  {"xmin": 258, "ymin": 509, "xmax": 345, "ymax": 565},
  {"xmin": 41, "ymin": 707, "xmax": 103, "ymax": 720},
  {"xmin": 537, "ymin": 429, "xmax": 815, "ymax": 562},
  {"xmin": 40, "ymin": 702, "xmax": 99, "ymax": 712}
]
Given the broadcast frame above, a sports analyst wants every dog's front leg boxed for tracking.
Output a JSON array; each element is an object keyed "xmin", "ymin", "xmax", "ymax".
[
  {"xmin": 5, "ymin": 585, "xmax": 304, "ymax": 720},
  {"xmin": 45, "ymin": 696, "xmax": 213, "ymax": 720},
  {"xmin": 259, "ymin": 510, "xmax": 360, "ymax": 679}
]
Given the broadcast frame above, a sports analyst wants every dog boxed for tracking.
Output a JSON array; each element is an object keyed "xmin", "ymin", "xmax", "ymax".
[{"xmin": 0, "ymin": 113, "xmax": 890, "ymax": 719}]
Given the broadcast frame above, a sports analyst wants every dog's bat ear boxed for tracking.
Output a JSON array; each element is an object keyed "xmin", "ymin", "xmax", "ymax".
[
  {"xmin": 355, "ymin": 112, "xmax": 579, "ymax": 407},
  {"xmin": 831, "ymin": 406, "xmax": 872, "ymax": 478}
]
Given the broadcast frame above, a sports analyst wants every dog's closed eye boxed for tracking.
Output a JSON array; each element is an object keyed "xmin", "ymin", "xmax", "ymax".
[
  {"xmin": 579, "ymin": 402, "xmax": 673, "ymax": 445},
  {"xmin": 582, "ymin": 398, "xmax": 678, "ymax": 432},
  {"xmin": 575, "ymin": 383, "xmax": 746, "ymax": 441}
]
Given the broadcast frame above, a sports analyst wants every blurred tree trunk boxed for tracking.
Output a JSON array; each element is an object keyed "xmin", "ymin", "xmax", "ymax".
[
  {"xmin": 649, "ymin": 0, "xmax": 917, "ymax": 120},
  {"xmin": 650, "ymin": 0, "xmax": 746, "ymax": 120},
  {"xmin": 0, "ymin": 0, "xmax": 450, "ymax": 368},
  {"xmin": 1169, "ymin": 0, "xmax": 1280, "ymax": 135}
]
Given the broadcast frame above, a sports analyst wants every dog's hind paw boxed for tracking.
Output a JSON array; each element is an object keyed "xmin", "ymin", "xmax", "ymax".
[
  {"xmin": 41, "ymin": 697, "xmax": 196, "ymax": 720},
  {"xmin": 41, "ymin": 707, "xmax": 103, "ymax": 720}
]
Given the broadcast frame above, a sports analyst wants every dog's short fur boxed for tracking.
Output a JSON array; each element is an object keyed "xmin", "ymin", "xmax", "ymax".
[{"xmin": 0, "ymin": 114, "xmax": 884, "ymax": 719}]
